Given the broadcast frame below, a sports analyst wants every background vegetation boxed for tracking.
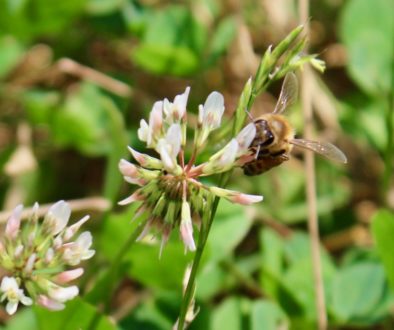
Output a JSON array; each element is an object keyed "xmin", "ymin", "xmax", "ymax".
[{"xmin": 0, "ymin": 0, "xmax": 393, "ymax": 329}]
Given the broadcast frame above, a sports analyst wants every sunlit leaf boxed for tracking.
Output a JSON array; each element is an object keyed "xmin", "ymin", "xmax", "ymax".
[{"xmin": 340, "ymin": 0, "xmax": 394, "ymax": 95}]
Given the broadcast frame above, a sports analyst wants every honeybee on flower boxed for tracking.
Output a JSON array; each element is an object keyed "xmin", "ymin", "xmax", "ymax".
[{"xmin": 119, "ymin": 87, "xmax": 263, "ymax": 254}]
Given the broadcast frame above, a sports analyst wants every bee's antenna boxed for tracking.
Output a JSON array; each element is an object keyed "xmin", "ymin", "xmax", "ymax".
[{"xmin": 245, "ymin": 108, "xmax": 254, "ymax": 122}]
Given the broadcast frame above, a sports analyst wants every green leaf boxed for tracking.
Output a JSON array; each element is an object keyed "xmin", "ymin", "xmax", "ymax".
[
  {"xmin": 211, "ymin": 297, "xmax": 243, "ymax": 330},
  {"xmin": 124, "ymin": 241, "xmax": 192, "ymax": 290},
  {"xmin": 250, "ymin": 300, "xmax": 288, "ymax": 330},
  {"xmin": 340, "ymin": 0, "xmax": 394, "ymax": 95},
  {"xmin": 330, "ymin": 262, "xmax": 386, "ymax": 323},
  {"xmin": 206, "ymin": 16, "xmax": 237, "ymax": 65},
  {"xmin": 4, "ymin": 309, "xmax": 38, "ymax": 330},
  {"xmin": 34, "ymin": 297, "xmax": 119, "ymax": 330},
  {"xmin": 52, "ymin": 82, "xmax": 127, "ymax": 159},
  {"xmin": 131, "ymin": 5, "xmax": 207, "ymax": 76},
  {"xmin": 120, "ymin": 295, "xmax": 175, "ymax": 330},
  {"xmin": 259, "ymin": 228, "xmax": 284, "ymax": 298},
  {"xmin": 132, "ymin": 43, "xmax": 199, "ymax": 76},
  {"xmin": 85, "ymin": 0, "xmax": 123, "ymax": 15},
  {"xmin": 99, "ymin": 206, "xmax": 192, "ymax": 291},
  {"xmin": 372, "ymin": 209, "xmax": 394, "ymax": 290},
  {"xmin": 196, "ymin": 262, "xmax": 227, "ymax": 300},
  {"xmin": 206, "ymin": 199, "xmax": 253, "ymax": 262}
]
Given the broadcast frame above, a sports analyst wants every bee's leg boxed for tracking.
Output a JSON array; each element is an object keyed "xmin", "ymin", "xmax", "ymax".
[
  {"xmin": 254, "ymin": 145, "xmax": 260, "ymax": 159},
  {"xmin": 245, "ymin": 108, "xmax": 254, "ymax": 122}
]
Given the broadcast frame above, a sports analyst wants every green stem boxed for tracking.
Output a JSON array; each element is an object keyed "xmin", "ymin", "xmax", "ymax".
[{"xmin": 177, "ymin": 196, "xmax": 221, "ymax": 330}]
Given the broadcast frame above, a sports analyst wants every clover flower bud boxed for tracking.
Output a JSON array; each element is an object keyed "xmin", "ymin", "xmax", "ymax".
[
  {"xmin": 0, "ymin": 202, "xmax": 95, "ymax": 314},
  {"xmin": 55, "ymin": 268, "xmax": 84, "ymax": 284},
  {"xmin": 128, "ymin": 146, "xmax": 163, "ymax": 169},
  {"xmin": 37, "ymin": 295, "xmax": 64, "ymax": 311},
  {"xmin": 48, "ymin": 285, "xmax": 79, "ymax": 303}
]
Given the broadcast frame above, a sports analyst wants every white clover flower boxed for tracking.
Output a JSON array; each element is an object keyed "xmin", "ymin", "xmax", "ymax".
[
  {"xmin": 119, "ymin": 87, "xmax": 262, "ymax": 254},
  {"xmin": 0, "ymin": 202, "xmax": 94, "ymax": 314},
  {"xmin": 0, "ymin": 277, "xmax": 32, "ymax": 315},
  {"xmin": 63, "ymin": 232, "xmax": 95, "ymax": 266}
]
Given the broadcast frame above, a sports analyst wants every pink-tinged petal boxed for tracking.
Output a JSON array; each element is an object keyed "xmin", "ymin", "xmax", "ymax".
[
  {"xmin": 128, "ymin": 146, "xmax": 163, "ymax": 169},
  {"xmin": 118, "ymin": 191, "xmax": 144, "ymax": 206},
  {"xmin": 236, "ymin": 123, "xmax": 256, "ymax": 155},
  {"xmin": 119, "ymin": 159, "xmax": 139, "ymax": 178},
  {"xmin": 37, "ymin": 295, "xmax": 65, "ymax": 311},
  {"xmin": 209, "ymin": 186, "xmax": 263, "ymax": 205},
  {"xmin": 64, "ymin": 215, "xmax": 90, "ymax": 241},
  {"xmin": 5, "ymin": 204, "xmax": 23, "ymax": 239},
  {"xmin": 123, "ymin": 176, "xmax": 146, "ymax": 186},
  {"xmin": 159, "ymin": 226, "xmax": 171, "ymax": 259},
  {"xmin": 55, "ymin": 268, "xmax": 84, "ymax": 284},
  {"xmin": 136, "ymin": 218, "xmax": 154, "ymax": 241},
  {"xmin": 48, "ymin": 285, "xmax": 79, "ymax": 303},
  {"xmin": 229, "ymin": 193, "xmax": 263, "ymax": 205},
  {"xmin": 180, "ymin": 201, "xmax": 196, "ymax": 252}
]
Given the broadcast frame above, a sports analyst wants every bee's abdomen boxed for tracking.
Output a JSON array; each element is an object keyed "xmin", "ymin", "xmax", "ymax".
[{"xmin": 243, "ymin": 161, "xmax": 268, "ymax": 176}]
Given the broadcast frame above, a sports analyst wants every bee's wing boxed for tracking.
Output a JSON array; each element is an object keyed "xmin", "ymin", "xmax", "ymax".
[
  {"xmin": 290, "ymin": 139, "xmax": 347, "ymax": 163},
  {"xmin": 273, "ymin": 72, "xmax": 299, "ymax": 114}
]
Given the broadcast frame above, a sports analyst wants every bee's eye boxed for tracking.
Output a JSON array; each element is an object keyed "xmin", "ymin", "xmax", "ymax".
[{"xmin": 163, "ymin": 170, "xmax": 168, "ymax": 175}]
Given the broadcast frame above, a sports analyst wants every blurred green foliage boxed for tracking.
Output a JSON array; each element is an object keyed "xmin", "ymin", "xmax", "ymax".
[{"xmin": 0, "ymin": 0, "xmax": 394, "ymax": 329}]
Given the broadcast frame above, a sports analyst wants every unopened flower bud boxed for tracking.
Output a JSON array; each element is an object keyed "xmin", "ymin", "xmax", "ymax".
[
  {"xmin": 55, "ymin": 268, "xmax": 84, "ymax": 284},
  {"xmin": 5, "ymin": 205, "xmax": 23, "ymax": 239}
]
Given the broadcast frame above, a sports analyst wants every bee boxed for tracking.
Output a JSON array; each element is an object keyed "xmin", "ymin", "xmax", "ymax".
[{"xmin": 243, "ymin": 72, "xmax": 347, "ymax": 176}]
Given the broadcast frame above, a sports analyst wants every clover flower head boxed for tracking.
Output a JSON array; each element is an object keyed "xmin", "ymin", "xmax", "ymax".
[
  {"xmin": 119, "ymin": 87, "xmax": 262, "ymax": 254},
  {"xmin": 0, "ymin": 201, "xmax": 95, "ymax": 314}
]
